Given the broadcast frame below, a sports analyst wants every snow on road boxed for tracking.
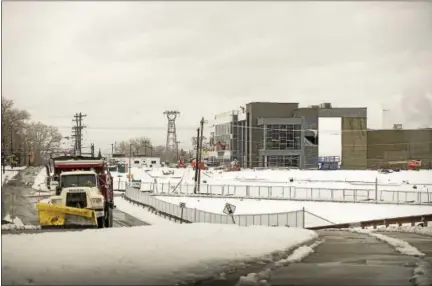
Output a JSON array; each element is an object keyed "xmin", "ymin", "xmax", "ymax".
[
  {"xmin": 114, "ymin": 196, "xmax": 175, "ymax": 225},
  {"xmin": 3, "ymin": 224, "xmax": 318, "ymax": 285},
  {"xmin": 155, "ymin": 196, "xmax": 432, "ymax": 227},
  {"xmin": 350, "ymin": 228, "xmax": 432, "ymax": 286},
  {"xmin": 237, "ymin": 240, "xmax": 324, "ymax": 286},
  {"xmin": 375, "ymin": 225, "xmax": 432, "ymax": 237},
  {"xmin": 351, "ymin": 228, "xmax": 425, "ymax": 256}
]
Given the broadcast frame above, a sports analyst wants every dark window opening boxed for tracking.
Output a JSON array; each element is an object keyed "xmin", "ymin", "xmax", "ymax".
[{"xmin": 305, "ymin": 135, "xmax": 318, "ymax": 145}]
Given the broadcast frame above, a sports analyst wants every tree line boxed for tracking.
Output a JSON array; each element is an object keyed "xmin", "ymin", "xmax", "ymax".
[
  {"xmin": 114, "ymin": 136, "xmax": 202, "ymax": 163},
  {"xmin": 1, "ymin": 98, "xmax": 63, "ymax": 166}
]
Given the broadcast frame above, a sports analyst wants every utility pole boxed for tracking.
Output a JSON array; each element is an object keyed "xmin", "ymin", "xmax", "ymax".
[
  {"xmin": 72, "ymin": 112, "xmax": 86, "ymax": 156},
  {"xmin": 197, "ymin": 117, "xmax": 206, "ymax": 193},
  {"xmin": 111, "ymin": 143, "xmax": 114, "ymax": 155},
  {"xmin": 90, "ymin": 143, "xmax": 95, "ymax": 157},
  {"xmin": 194, "ymin": 128, "xmax": 200, "ymax": 194}
]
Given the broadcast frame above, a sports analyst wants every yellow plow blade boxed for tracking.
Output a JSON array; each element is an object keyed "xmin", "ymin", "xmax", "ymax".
[{"xmin": 36, "ymin": 202, "xmax": 98, "ymax": 229}]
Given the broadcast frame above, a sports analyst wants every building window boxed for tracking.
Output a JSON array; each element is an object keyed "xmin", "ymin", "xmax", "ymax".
[
  {"xmin": 265, "ymin": 124, "xmax": 301, "ymax": 150},
  {"xmin": 267, "ymin": 155, "xmax": 300, "ymax": 168},
  {"xmin": 214, "ymin": 123, "xmax": 232, "ymax": 150}
]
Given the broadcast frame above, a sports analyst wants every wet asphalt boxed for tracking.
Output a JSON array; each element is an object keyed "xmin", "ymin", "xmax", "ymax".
[{"xmin": 270, "ymin": 230, "xmax": 431, "ymax": 286}]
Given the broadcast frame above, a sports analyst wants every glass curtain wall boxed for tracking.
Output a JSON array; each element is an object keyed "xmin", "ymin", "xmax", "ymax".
[
  {"xmin": 214, "ymin": 123, "xmax": 231, "ymax": 149},
  {"xmin": 267, "ymin": 155, "xmax": 300, "ymax": 167},
  {"xmin": 265, "ymin": 124, "xmax": 302, "ymax": 150}
]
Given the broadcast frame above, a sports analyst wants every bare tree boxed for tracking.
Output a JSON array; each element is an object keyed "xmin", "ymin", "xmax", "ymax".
[
  {"xmin": 1, "ymin": 98, "xmax": 31, "ymax": 165},
  {"xmin": 116, "ymin": 137, "xmax": 154, "ymax": 156},
  {"xmin": 22, "ymin": 121, "xmax": 63, "ymax": 165}
]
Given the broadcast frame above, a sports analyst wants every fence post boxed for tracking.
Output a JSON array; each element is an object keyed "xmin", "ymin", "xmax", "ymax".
[
  {"xmin": 302, "ymin": 207, "xmax": 305, "ymax": 228},
  {"xmin": 375, "ymin": 177, "xmax": 378, "ymax": 203},
  {"xmin": 194, "ymin": 208, "xmax": 197, "ymax": 222}
]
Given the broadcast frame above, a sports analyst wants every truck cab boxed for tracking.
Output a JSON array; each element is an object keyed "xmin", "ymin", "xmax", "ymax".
[{"xmin": 50, "ymin": 170, "xmax": 106, "ymax": 219}]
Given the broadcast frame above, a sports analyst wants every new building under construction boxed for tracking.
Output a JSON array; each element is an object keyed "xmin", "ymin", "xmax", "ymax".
[
  {"xmin": 366, "ymin": 127, "xmax": 432, "ymax": 169},
  {"xmin": 210, "ymin": 102, "xmax": 432, "ymax": 170}
]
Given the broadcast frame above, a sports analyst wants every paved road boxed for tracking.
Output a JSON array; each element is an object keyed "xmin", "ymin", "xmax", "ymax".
[
  {"xmin": 375, "ymin": 230, "xmax": 432, "ymax": 280},
  {"xmin": 1, "ymin": 168, "xmax": 148, "ymax": 234},
  {"xmin": 270, "ymin": 230, "xmax": 422, "ymax": 286}
]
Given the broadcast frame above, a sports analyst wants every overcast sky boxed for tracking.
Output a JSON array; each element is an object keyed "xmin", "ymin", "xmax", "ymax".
[{"xmin": 3, "ymin": 1, "xmax": 432, "ymax": 153}]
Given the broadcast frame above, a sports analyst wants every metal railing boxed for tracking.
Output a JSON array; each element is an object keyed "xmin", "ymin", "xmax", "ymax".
[
  {"xmin": 137, "ymin": 182, "xmax": 432, "ymax": 205},
  {"xmin": 124, "ymin": 188, "xmax": 305, "ymax": 227}
]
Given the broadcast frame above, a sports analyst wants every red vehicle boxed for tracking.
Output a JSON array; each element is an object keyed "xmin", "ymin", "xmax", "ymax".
[
  {"xmin": 408, "ymin": 160, "xmax": 422, "ymax": 171},
  {"xmin": 177, "ymin": 159, "xmax": 186, "ymax": 168},
  {"xmin": 191, "ymin": 159, "xmax": 205, "ymax": 170},
  {"xmin": 44, "ymin": 155, "xmax": 114, "ymax": 228}
]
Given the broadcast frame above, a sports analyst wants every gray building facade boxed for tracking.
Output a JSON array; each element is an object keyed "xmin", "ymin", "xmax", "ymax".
[{"xmin": 213, "ymin": 102, "xmax": 367, "ymax": 169}]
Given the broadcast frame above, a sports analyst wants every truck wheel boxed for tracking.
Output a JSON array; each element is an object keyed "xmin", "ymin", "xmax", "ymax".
[{"xmin": 97, "ymin": 217, "xmax": 105, "ymax": 228}]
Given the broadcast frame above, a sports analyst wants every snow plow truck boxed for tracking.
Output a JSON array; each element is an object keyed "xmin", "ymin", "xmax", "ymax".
[{"xmin": 36, "ymin": 156, "xmax": 114, "ymax": 229}]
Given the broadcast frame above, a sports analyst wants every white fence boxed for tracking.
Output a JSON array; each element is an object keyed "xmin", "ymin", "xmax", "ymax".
[
  {"xmin": 137, "ymin": 182, "xmax": 432, "ymax": 205},
  {"xmin": 124, "ymin": 188, "xmax": 305, "ymax": 227}
]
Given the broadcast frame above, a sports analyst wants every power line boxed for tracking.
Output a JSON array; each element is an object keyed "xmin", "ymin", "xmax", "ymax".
[
  {"xmin": 50, "ymin": 124, "xmax": 432, "ymax": 133},
  {"xmin": 71, "ymin": 112, "xmax": 86, "ymax": 156}
]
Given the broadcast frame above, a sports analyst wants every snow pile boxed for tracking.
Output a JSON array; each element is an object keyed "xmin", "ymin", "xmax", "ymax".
[
  {"xmin": 2, "ymin": 214, "xmax": 25, "ymax": 226},
  {"xmin": 32, "ymin": 168, "xmax": 50, "ymax": 192},
  {"xmin": 236, "ymin": 240, "xmax": 323, "ymax": 286},
  {"xmin": 274, "ymin": 240, "xmax": 323, "ymax": 266},
  {"xmin": 3, "ymin": 224, "xmax": 318, "ymax": 285},
  {"xmin": 350, "ymin": 228, "xmax": 425, "ymax": 257},
  {"xmin": 411, "ymin": 260, "xmax": 432, "ymax": 286},
  {"xmin": 376, "ymin": 225, "xmax": 432, "ymax": 237},
  {"xmin": 1, "ymin": 168, "xmax": 20, "ymax": 185},
  {"xmin": 114, "ymin": 196, "xmax": 175, "ymax": 224}
]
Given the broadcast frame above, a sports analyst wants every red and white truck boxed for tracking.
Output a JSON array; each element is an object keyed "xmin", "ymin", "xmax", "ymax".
[{"xmin": 44, "ymin": 155, "xmax": 114, "ymax": 228}]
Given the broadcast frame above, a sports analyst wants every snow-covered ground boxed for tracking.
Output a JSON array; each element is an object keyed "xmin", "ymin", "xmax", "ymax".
[
  {"xmin": 2, "ymin": 224, "xmax": 318, "ymax": 285},
  {"xmin": 1, "ymin": 165, "xmax": 26, "ymax": 185},
  {"xmin": 146, "ymin": 168, "xmax": 432, "ymax": 191},
  {"xmin": 133, "ymin": 168, "xmax": 432, "ymax": 204},
  {"xmin": 155, "ymin": 196, "xmax": 432, "ymax": 227}
]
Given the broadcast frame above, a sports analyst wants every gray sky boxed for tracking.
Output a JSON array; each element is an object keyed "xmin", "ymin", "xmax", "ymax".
[{"xmin": 3, "ymin": 1, "xmax": 432, "ymax": 153}]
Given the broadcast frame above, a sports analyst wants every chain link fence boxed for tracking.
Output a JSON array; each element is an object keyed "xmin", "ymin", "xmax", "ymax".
[
  {"xmin": 124, "ymin": 188, "xmax": 305, "ymax": 227},
  {"xmin": 137, "ymin": 182, "xmax": 431, "ymax": 205}
]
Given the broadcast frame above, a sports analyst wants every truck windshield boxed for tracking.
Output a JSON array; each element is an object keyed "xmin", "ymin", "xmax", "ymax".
[{"xmin": 61, "ymin": 174, "xmax": 97, "ymax": 188}]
